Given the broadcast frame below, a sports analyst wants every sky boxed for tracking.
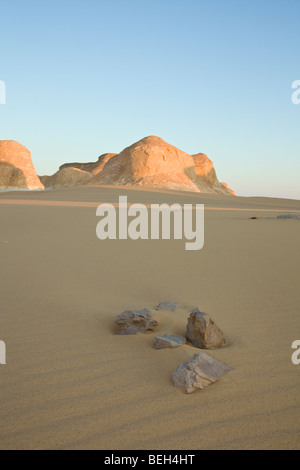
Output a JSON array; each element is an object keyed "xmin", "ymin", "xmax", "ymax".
[{"xmin": 0, "ymin": 0, "xmax": 299, "ymax": 199}]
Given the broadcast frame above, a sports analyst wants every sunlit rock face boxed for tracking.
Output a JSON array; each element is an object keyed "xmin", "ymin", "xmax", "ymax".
[
  {"xmin": 0, "ymin": 140, "xmax": 44, "ymax": 190},
  {"xmin": 220, "ymin": 182, "xmax": 236, "ymax": 195},
  {"xmin": 58, "ymin": 153, "xmax": 117, "ymax": 175},
  {"xmin": 40, "ymin": 136, "xmax": 236, "ymax": 195},
  {"xmin": 40, "ymin": 153, "xmax": 117, "ymax": 188},
  {"xmin": 192, "ymin": 153, "xmax": 235, "ymax": 195},
  {"xmin": 90, "ymin": 136, "xmax": 200, "ymax": 191},
  {"xmin": 39, "ymin": 167, "xmax": 93, "ymax": 188}
]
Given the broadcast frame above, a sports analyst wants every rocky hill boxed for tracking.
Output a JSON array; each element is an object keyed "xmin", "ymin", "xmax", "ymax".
[
  {"xmin": 41, "ymin": 136, "xmax": 235, "ymax": 195},
  {"xmin": 0, "ymin": 140, "xmax": 44, "ymax": 190}
]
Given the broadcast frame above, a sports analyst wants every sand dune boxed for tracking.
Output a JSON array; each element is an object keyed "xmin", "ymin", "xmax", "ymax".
[{"xmin": 0, "ymin": 186, "xmax": 299, "ymax": 449}]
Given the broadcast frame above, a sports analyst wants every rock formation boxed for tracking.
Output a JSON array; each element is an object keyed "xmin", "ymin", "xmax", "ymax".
[
  {"xmin": 192, "ymin": 153, "xmax": 235, "ymax": 195},
  {"xmin": 41, "ymin": 136, "xmax": 235, "ymax": 194},
  {"xmin": 39, "ymin": 167, "xmax": 92, "ymax": 188},
  {"xmin": 173, "ymin": 352, "xmax": 232, "ymax": 393},
  {"xmin": 59, "ymin": 153, "xmax": 117, "ymax": 175},
  {"xmin": 0, "ymin": 140, "xmax": 44, "ymax": 190},
  {"xmin": 115, "ymin": 309, "xmax": 158, "ymax": 335},
  {"xmin": 220, "ymin": 182, "xmax": 236, "ymax": 196},
  {"xmin": 90, "ymin": 136, "xmax": 200, "ymax": 192},
  {"xmin": 186, "ymin": 308, "xmax": 227, "ymax": 349}
]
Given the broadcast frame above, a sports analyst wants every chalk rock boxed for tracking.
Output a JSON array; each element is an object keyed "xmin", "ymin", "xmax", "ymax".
[
  {"xmin": 173, "ymin": 352, "xmax": 232, "ymax": 393},
  {"xmin": 0, "ymin": 140, "xmax": 44, "ymax": 190},
  {"xmin": 39, "ymin": 136, "xmax": 236, "ymax": 195},
  {"xmin": 59, "ymin": 153, "xmax": 117, "ymax": 175},
  {"xmin": 154, "ymin": 334, "xmax": 186, "ymax": 349},
  {"xmin": 156, "ymin": 302, "xmax": 184, "ymax": 311},
  {"xmin": 115, "ymin": 309, "xmax": 158, "ymax": 335},
  {"xmin": 91, "ymin": 136, "xmax": 200, "ymax": 192},
  {"xmin": 220, "ymin": 182, "xmax": 236, "ymax": 196},
  {"xmin": 186, "ymin": 308, "xmax": 227, "ymax": 349},
  {"xmin": 192, "ymin": 153, "xmax": 235, "ymax": 195},
  {"xmin": 40, "ymin": 167, "xmax": 92, "ymax": 188}
]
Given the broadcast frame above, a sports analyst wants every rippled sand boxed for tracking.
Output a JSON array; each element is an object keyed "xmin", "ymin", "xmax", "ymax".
[{"xmin": 0, "ymin": 186, "xmax": 299, "ymax": 449}]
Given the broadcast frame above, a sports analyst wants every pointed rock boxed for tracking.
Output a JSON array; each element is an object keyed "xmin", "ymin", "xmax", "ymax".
[{"xmin": 186, "ymin": 308, "xmax": 227, "ymax": 349}]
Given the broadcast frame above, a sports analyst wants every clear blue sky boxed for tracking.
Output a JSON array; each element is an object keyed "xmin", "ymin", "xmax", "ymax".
[{"xmin": 1, "ymin": 0, "xmax": 299, "ymax": 199}]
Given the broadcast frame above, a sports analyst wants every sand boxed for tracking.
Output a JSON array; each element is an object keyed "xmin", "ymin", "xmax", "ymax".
[{"xmin": 0, "ymin": 185, "xmax": 299, "ymax": 450}]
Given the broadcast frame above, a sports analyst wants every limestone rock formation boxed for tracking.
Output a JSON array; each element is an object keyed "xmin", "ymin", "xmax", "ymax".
[
  {"xmin": 192, "ymin": 153, "xmax": 235, "ymax": 195},
  {"xmin": 90, "ymin": 136, "xmax": 200, "ymax": 192},
  {"xmin": 40, "ymin": 153, "xmax": 117, "ymax": 188},
  {"xmin": 173, "ymin": 352, "xmax": 232, "ymax": 393},
  {"xmin": 115, "ymin": 309, "xmax": 158, "ymax": 335},
  {"xmin": 40, "ymin": 167, "xmax": 92, "ymax": 188},
  {"xmin": 59, "ymin": 153, "xmax": 117, "ymax": 175},
  {"xmin": 154, "ymin": 334, "xmax": 186, "ymax": 349},
  {"xmin": 40, "ymin": 136, "xmax": 235, "ymax": 194},
  {"xmin": 91, "ymin": 137, "xmax": 235, "ymax": 194},
  {"xmin": 220, "ymin": 182, "xmax": 236, "ymax": 196},
  {"xmin": 186, "ymin": 308, "xmax": 227, "ymax": 349},
  {"xmin": 0, "ymin": 140, "xmax": 44, "ymax": 190}
]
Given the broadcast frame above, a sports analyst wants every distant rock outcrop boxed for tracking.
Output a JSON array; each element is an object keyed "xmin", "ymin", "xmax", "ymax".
[
  {"xmin": 192, "ymin": 153, "xmax": 235, "ymax": 195},
  {"xmin": 39, "ymin": 167, "xmax": 92, "ymax": 188},
  {"xmin": 40, "ymin": 136, "xmax": 236, "ymax": 195},
  {"xmin": 40, "ymin": 153, "xmax": 117, "ymax": 189},
  {"xmin": 0, "ymin": 140, "xmax": 44, "ymax": 190},
  {"xmin": 90, "ymin": 136, "xmax": 200, "ymax": 192},
  {"xmin": 220, "ymin": 182, "xmax": 236, "ymax": 196},
  {"xmin": 59, "ymin": 153, "xmax": 117, "ymax": 175}
]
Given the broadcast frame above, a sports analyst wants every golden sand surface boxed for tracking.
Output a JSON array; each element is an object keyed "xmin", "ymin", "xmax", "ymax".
[{"xmin": 0, "ymin": 186, "xmax": 299, "ymax": 449}]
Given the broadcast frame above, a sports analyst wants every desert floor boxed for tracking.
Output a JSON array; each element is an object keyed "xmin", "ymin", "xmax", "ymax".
[{"xmin": 0, "ymin": 186, "xmax": 299, "ymax": 450}]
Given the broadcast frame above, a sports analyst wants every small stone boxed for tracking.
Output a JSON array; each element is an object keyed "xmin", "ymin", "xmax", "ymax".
[
  {"xmin": 276, "ymin": 214, "xmax": 300, "ymax": 219},
  {"xmin": 154, "ymin": 334, "xmax": 186, "ymax": 349},
  {"xmin": 186, "ymin": 308, "xmax": 227, "ymax": 349},
  {"xmin": 173, "ymin": 352, "xmax": 232, "ymax": 393},
  {"xmin": 115, "ymin": 309, "xmax": 158, "ymax": 335},
  {"xmin": 156, "ymin": 302, "xmax": 184, "ymax": 311}
]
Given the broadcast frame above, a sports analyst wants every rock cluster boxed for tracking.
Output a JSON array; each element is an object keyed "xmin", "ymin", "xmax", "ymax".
[{"xmin": 114, "ymin": 303, "xmax": 231, "ymax": 393}]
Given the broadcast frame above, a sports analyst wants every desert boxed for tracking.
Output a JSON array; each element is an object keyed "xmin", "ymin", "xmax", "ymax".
[
  {"xmin": 0, "ymin": 177, "xmax": 299, "ymax": 449},
  {"xmin": 1, "ymin": 0, "xmax": 299, "ymax": 452}
]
